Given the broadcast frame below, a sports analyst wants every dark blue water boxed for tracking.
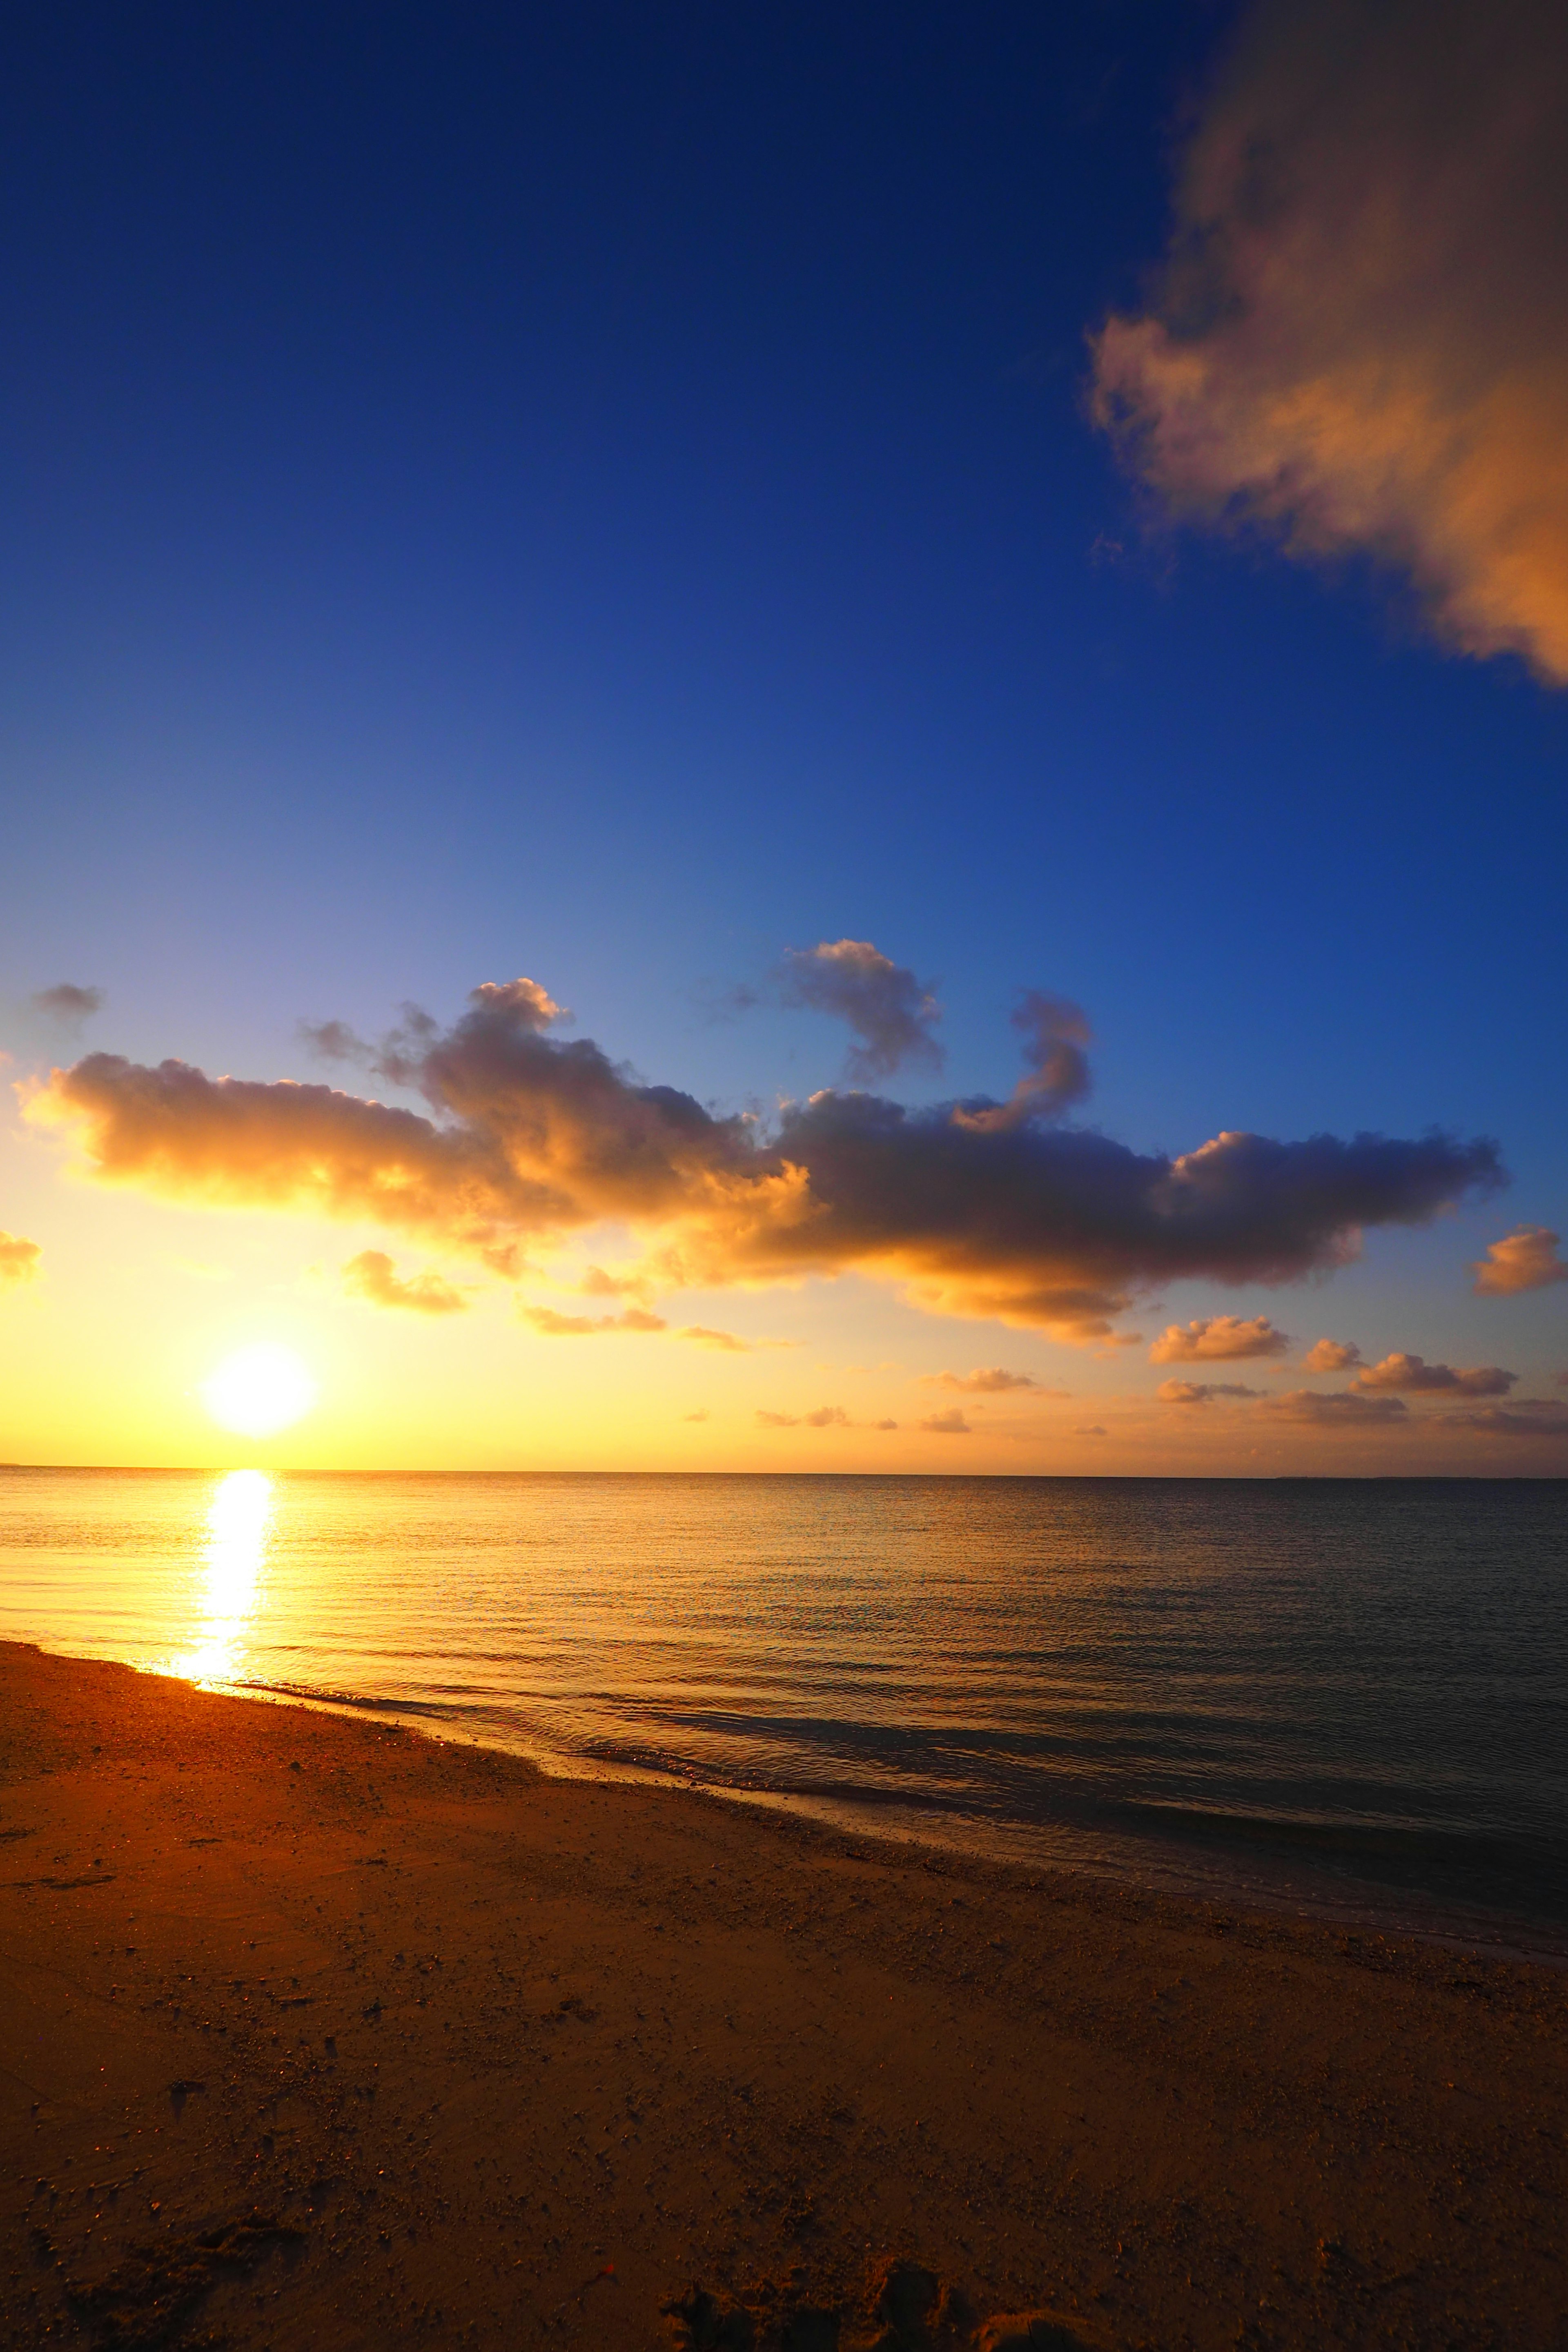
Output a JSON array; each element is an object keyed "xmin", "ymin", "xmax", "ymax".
[{"xmin": 2, "ymin": 1470, "xmax": 1564, "ymax": 1942}]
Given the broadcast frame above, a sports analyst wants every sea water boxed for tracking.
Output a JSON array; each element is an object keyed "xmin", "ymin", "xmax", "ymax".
[{"xmin": 1, "ymin": 1468, "xmax": 1564, "ymax": 1944}]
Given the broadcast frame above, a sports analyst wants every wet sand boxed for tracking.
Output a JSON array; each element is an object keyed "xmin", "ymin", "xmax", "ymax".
[{"xmin": 2, "ymin": 1639, "xmax": 1565, "ymax": 2352}]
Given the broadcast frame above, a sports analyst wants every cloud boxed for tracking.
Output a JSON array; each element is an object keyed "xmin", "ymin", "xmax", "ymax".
[
  {"xmin": 579, "ymin": 1264, "xmax": 652, "ymax": 1300},
  {"xmin": 521, "ymin": 1304, "xmax": 668, "ymax": 1336},
  {"xmin": 298, "ymin": 1018, "xmax": 370, "ymax": 1064},
  {"xmin": 1149, "ymin": 1314, "xmax": 1290, "ymax": 1363},
  {"xmin": 342, "ymin": 1249, "xmax": 467, "ymax": 1315},
  {"xmin": 924, "ymin": 1367, "xmax": 1042, "ymax": 1393},
  {"xmin": 755, "ymin": 1405, "xmax": 851, "ymax": 1429},
  {"xmin": 919, "ymin": 1408, "xmax": 972, "ymax": 1434},
  {"xmin": 1089, "ymin": 0, "xmax": 1568, "ymax": 683},
  {"xmin": 951, "ymin": 994, "xmax": 1091, "ymax": 1134},
  {"xmin": 777, "ymin": 940, "xmax": 942, "ymax": 1082},
  {"xmin": 1076, "ymin": 1424, "xmax": 1107, "ymax": 1437},
  {"xmin": 32, "ymin": 983, "xmax": 102, "ymax": 1022},
  {"xmin": 678, "ymin": 1325, "xmax": 751, "ymax": 1351},
  {"xmin": 1472, "ymin": 1226, "xmax": 1568, "ymax": 1295},
  {"xmin": 26, "ymin": 978, "xmax": 1504, "ymax": 1338},
  {"xmin": 1302, "ymin": 1337, "xmax": 1361, "ymax": 1372},
  {"xmin": 1257, "ymin": 1388, "xmax": 1408, "ymax": 1425},
  {"xmin": 872, "ymin": 1418, "xmax": 898, "ymax": 1431},
  {"xmin": 1439, "ymin": 1400, "xmax": 1568, "ymax": 1437},
  {"xmin": 1156, "ymin": 1378, "xmax": 1261, "ymax": 1405},
  {"xmin": 0, "ymin": 1231, "xmax": 41, "ymax": 1285},
  {"xmin": 682, "ymin": 1410, "xmax": 710, "ymax": 1423},
  {"xmin": 1352, "ymin": 1352, "xmax": 1516, "ymax": 1396}
]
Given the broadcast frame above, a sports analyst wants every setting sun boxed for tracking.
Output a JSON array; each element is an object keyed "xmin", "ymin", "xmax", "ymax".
[{"xmin": 200, "ymin": 1343, "xmax": 318, "ymax": 1439}]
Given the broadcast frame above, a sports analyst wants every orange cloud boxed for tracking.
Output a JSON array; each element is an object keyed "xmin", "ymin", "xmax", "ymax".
[
  {"xmin": 1352, "ymin": 1352, "xmax": 1515, "ymax": 1397},
  {"xmin": 1302, "ymin": 1338, "xmax": 1360, "ymax": 1373},
  {"xmin": 922, "ymin": 1368, "xmax": 1043, "ymax": 1394},
  {"xmin": 0, "ymin": 1231, "xmax": 41, "ymax": 1286},
  {"xmin": 1090, "ymin": 0, "xmax": 1568, "ymax": 682},
  {"xmin": 1472, "ymin": 1226, "xmax": 1568, "ymax": 1296},
  {"xmin": 755, "ymin": 1405, "xmax": 851, "ymax": 1429},
  {"xmin": 677, "ymin": 1325, "xmax": 751, "ymax": 1351},
  {"xmin": 521, "ymin": 1304, "xmax": 667, "ymax": 1336},
  {"xmin": 1149, "ymin": 1314, "xmax": 1289, "ymax": 1364},
  {"xmin": 24, "ymin": 979, "xmax": 1503, "ymax": 1338},
  {"xmin": 342, "ymin": 1250, "xmax": 467, "ymax": 1315},
  {"xmin": 918, "ymin": 1408, "xmax": 971, "ymax": 1434}
]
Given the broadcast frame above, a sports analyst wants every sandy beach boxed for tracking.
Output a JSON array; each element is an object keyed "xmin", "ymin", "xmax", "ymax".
[{"xmin": 2, "ymin": 1638, "xmax": 1565, "ymax": 2351}]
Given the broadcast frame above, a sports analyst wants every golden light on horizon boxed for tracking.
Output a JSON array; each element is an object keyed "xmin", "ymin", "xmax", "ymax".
[{"xmin": 200, "ymin": 1343, "xmax": 318, "ymax": 1439}]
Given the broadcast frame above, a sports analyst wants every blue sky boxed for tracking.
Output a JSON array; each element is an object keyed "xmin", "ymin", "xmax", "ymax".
[{"xmin": 2, "ymin": 1, "xmax": 1565, "ymax": 1468}]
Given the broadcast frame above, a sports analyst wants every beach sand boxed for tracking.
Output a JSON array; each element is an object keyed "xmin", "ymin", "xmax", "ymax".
[{"xmin": 2, "ymin": 1639, "xmax": 1564, "ymax": 2351}]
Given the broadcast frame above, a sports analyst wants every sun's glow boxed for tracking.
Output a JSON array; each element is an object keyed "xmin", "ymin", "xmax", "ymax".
[
  {"xmin": 200, "ymin": 1343, "xmax": 318, "ymax": 1438},
  {"xmin": 183, "ymin": 1468, "xmax": 271, "ymax": 1682}
]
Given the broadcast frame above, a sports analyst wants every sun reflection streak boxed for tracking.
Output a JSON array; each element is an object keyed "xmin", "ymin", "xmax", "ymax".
[{"xmin": 183, "ymin": 1469, "xmax": 272, "ymax": 1684}]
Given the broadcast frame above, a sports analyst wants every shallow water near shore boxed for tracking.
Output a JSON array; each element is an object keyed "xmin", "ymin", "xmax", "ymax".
[{"xmin": 2, "ymin": 1468, "xmax": 1564, "ymax": 1943}]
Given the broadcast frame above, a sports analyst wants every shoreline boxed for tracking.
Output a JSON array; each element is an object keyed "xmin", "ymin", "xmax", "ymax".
[
  {"xmin": 3, "ymin": 1637, "xmax": 1566, "ymax": 2349},
  {"xmin": 19, "ymin": 1628, "xmax": 1568, "ymax": 1972}
]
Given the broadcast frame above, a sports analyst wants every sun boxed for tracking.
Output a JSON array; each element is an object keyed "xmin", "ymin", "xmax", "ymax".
[{"xmin": 200, "ymin": 1343, "xmax": 318, "ymax": 1439}]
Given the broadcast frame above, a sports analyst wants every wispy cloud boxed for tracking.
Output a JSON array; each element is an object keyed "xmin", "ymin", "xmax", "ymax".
[
  {"xmin": 677, "ymin": 1325, "xmax": 751, "ymax": 1351},
  {"xmin": 755, "ymin": 1405, "xmax": 853, "ymax": 1429},
  {"xmin": 777, "ymin": 940, "xmax": 942, "ymax": 1082},
  {"xmin": 1438, "ymin": 1401, "xmax": 1568, "ymax": 1439},
  {"xmin": 1472, "ymin": 1227, "xmax": 1568, "ymax": 1295},
  {"xmin": 950, "ymin": 994, "xmax": 1091, "ymax": 1134},
  {"xmin": 521, "ymin": 1304, "xmax": 668, "ymax": 1336},
  {"xmin": 0, "ymin": 1231, "xmax": 41, "ymax": 1286},
  {"xmin": 1149, "ymin": 1314, "xmax": 1289, "ymax": 1363},
  {"xmin": 32, "ymin": 983, "xmax": 103, "ymax": 1023},
  {"xmin": 1090, "ymin": 0, "xmax": 1568, "ymax": 682},
  {"xmin": 343, "ymin": 1249, "xmax": 467, "ymax": 1315},
  {"xmin": 922, "ymin": 1367, "xmax": 1049, "ymax": 1394},
  {"xmin": 27, "ymin": 978, "xmax": 1503, "ymax": 1339}
]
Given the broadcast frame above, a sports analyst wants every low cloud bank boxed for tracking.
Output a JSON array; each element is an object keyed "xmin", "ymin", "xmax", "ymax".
[
  {"xmin": 27, "ymin": 978, "xmax": 1504, "ymax": 1337},
  {"xmin": 1258, "ymin": 1389, "xmax": 1407, "ymax": 1425},
  {"xmin": 1091, "ymin": 0, "xmax": 1568, "ymax": 683},
  {"xmin": 1352, "ymin": 1352, "xmax": 1515, "ymax": 1397}
]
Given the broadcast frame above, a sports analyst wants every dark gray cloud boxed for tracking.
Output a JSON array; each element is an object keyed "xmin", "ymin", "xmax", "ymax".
[
  {"xmin": 32, "ymin": 983, "xmax": 103, "ymax": 1022},
  {"xmin": 1438, "ymin": 1401, "xmax": 1568, "ymax": 1438},
  {"xmin": 777, "ymin": 940, "xmax": 942, "ymax": 1082},
  {"xmin": 1157, "ymin": 1379, "xmax": 1261, "ymax": 1405},
  {"xmin": 1091, "ymin": 0, "xmax": 1568, "ymax": 682},
  {"xmin": 1352, "ymin": 1352, "xmax": 1516, "ymax": 1397},
  {"xmin": 342, "ymin": 1249, "xmax": 467, "ymax": 1315},
  {"xmin": 31, "ymin": 978, "xmax": 1505, "ymax": 1338}
]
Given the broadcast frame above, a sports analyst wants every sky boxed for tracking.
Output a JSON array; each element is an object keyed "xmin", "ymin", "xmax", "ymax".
[{"xmin": 2, "ymin": 0, "xmax": 1566, "ymax": 1472}]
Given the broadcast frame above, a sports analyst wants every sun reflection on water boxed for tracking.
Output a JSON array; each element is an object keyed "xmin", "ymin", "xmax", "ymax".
[{"xmin": 183, "ymin": 1468, "xmax": 272, "ymax": 1684}]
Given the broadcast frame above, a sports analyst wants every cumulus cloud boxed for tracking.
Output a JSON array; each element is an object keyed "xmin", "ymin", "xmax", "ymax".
[
  {"xmin": 1439, "ymin": 1400, "xmax": 1568, "ymax": 1437},
  {"xmin": 872, "ymin": 1418, "xmax": 898, "ymax": 1431},
  {"xmin": 579, "ymin": 1264, "xmax": 652, "ymax": 1301},
  {"xmin": 1156, "ymin": 1378, "xmax": 1260, "ymax": 1405},
  {"xmin": 1302, "ymin": 1337, "xmax": 1360, "ymax": 1372},
  {"xmin": 777, "ymin": 940, "xmax": 942, "ymax": 1082},
  {"xmin": 923, "ymin": 1367, "xmax": 1042, "ymax": 1393},
  {"xmin": 32, "ymin": 983, "xmax": 103, "ymax": 1022},
  {"xmin": 1149, "ymin": 1314, "xmax": 1289, "ymax": 1363},
  {"xmin": 1257, "ymin": 1388, "xmax": 1407, "ymax": 1425},
  {"xmin": 951, "ymin": 994, "xmax": 1091, "ymax": 1134},
  {"xmin": 0, "ymin": 1231, "xmax": 41, "ymax": 1285},
  {"xmin": 682, "ymin": 1410, "xmax": 710, "ymax": 1423},
  {"xmin": 918, "ymin": 1408, "xmax": 972, "ymax": 1434},
  {"xmin": 25, "ymin": 978, "xmax": 1504, "ymax": 1339},
  {"xmin": 342, "ymin": 1249, "xmax": 467, "ymax": 1315},
  {"xmin": 521, "ymin": 1304, "xmax": 667, "ymax": 1336},
  {"xmin": 1352, "ymin": 1352, "xmax": 1516, "ymax": 1397},
  {"xmin": 1472, "ymin": 1226, "xmax": 1568, "ymax": 1295},
  {"xmin": 1090, "ymin": 0, "xmax": 1568, "ymax": 682},
  {"xmin": 755, "ymin": 1405, "xmax": 851, "ymax": 1429}
]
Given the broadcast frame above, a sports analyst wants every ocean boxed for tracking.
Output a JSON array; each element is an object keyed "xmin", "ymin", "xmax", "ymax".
[{"xmin": 2, "ymin": 1468, "xmax": 1564, "ymax": 1947}]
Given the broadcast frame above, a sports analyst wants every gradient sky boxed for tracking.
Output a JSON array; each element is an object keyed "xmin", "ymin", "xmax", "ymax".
[{"xmin": 2, "ymin": 0, "xmax": 1565, "ymax": 1471}]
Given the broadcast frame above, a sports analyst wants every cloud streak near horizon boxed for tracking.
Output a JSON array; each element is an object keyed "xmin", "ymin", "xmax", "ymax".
[
  {"xmin": 25, "ymin": 977, "xmax": 1504, "ymax": 1338},
  {"xmin": 1091, "ymin": 0, "xmax": 1568, "ymax": 683}
]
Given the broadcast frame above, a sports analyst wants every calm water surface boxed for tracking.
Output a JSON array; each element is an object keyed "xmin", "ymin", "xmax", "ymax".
[{"xmin": 2, "ymin": 1470, "xmax": 1564, "ymax": 1941}]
